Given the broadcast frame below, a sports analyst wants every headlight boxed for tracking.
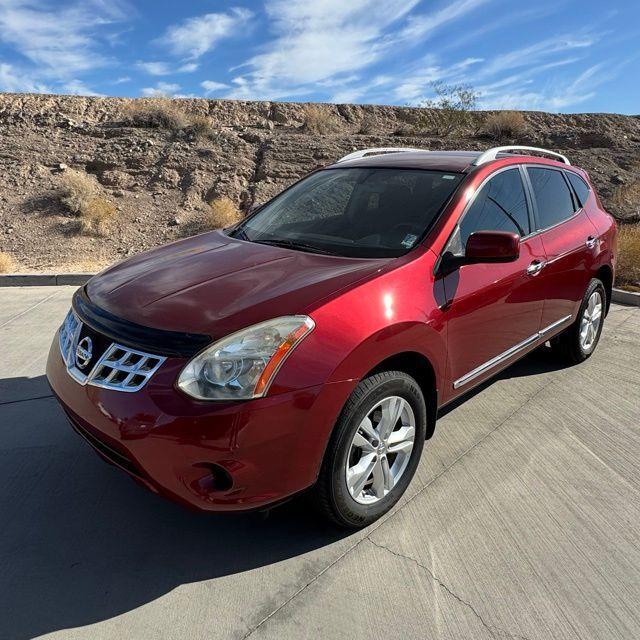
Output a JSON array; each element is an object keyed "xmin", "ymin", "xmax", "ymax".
[{"xmin": 177, "ymin": 316, "xmax": 315, "ymax": 400}]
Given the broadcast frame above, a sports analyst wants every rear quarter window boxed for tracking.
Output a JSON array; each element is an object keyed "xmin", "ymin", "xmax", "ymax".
[
  {"xmin": 565, "ymin": 172, "xmax": 591, "ymax": 208},
  {"xmin": 527, "ymin": 167, "xmax": 576, "ymax": 229}
]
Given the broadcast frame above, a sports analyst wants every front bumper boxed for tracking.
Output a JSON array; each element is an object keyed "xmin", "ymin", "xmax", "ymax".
[{"xmin": 46, "ymin": 333, "xmax": 354, "ymax": 511}]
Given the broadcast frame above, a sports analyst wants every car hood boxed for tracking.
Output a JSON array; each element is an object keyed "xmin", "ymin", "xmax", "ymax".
[{"xmin": 86, "ymin": 231, "xmax": 388, "ymax": 338}]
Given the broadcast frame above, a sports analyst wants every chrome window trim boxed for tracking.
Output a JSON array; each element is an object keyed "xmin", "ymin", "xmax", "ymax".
[
  {"xmin": 453, "ymin": 314, "xmax": 573, "ymax": 389},
  {"xmin": 436, "ymin": 163, "xmax": 591, "ymax": 274},
  {"xmin": 440, "ymin": 165, "xmax": 535, "ymax": 261},
  {"xmin": 563, "ymin": 170, "xmax": 591, "ymax": 209},
  {"xmin": 522, "ymin": 164, "xmax": 583, "ymax": 237}
]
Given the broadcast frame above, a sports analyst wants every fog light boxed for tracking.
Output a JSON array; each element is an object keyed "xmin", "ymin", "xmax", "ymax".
[{"xmin": 192, "ymin": 463, "xmax": 233, "ymax": 494}]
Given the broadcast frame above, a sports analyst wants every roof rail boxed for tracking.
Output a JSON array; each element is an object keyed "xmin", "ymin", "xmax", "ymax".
[
  {"xmin": 336, "ymin": 147, "xmax": 426, "ymax": 164},
  {"xmin": 473, "ymin": 145, "xmax": 570, "ymax": 166}
]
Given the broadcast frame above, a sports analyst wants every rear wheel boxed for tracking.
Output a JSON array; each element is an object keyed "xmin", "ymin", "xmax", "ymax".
[
  {"xmin": 550, "ymin": 278, "xmax": 606, "ymax": 365},
  {"xmin": 314, "ymin": 371, "xmax": 427, "ymax": 528}
]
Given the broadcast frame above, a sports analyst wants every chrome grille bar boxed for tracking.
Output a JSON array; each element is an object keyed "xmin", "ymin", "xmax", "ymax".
[{"xmin": 58, "ymin": 309, "xmax": 166, "ymax": 393}]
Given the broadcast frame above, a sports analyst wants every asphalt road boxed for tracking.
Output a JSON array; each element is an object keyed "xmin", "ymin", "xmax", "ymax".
[{"xmin": 1, "ymin": 286, "xmax": 639, "ymax": 640}]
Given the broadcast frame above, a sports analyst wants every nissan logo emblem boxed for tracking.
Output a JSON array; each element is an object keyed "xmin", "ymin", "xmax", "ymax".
[{"xmin": 75, "ymin": 336, "xmax": 93, "ymax": 369}]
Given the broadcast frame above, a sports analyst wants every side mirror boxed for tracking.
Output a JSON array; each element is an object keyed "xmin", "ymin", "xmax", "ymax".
[
  {"xmin": 465, "ymin": 231, "xmax": 520, "ymax": 263},
  {"xmin": 437, "ymin": 230, "xmax": 520, "ymax": 276}
]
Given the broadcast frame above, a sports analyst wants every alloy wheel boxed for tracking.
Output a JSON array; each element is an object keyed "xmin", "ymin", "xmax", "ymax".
[
  {"xmin": 580, "ymin": 290, "xmax": 603, "ymax": 352},
  {"xmin": 345, "ymin": 396, "xmax": 416, "ymax": 505}
]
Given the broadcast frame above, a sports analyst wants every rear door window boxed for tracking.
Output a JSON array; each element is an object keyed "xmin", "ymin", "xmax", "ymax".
[
  {"xmin": 527, "ymin": 167, "xmax": 576, "ymax": 229},
  {"xmin": 565, "ymin": 172, "xmax": 591, "ymax": 208},
  {"xmin": 458, "ymin": 168, "xmax": 530, "ymax": 248}
]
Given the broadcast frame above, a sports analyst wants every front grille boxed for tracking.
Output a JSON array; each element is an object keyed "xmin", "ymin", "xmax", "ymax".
[
  {"xmin": 90, "ymin": 344, "xmax": 164, "ymax": 392},
  {"xmin": 58, "ymin": 309, "xmax": 166, "ymax": 393},
  {"xmin": 76, "ymin": 322, "xmax": 113, "ymax": 374},
  {"xmin": 59, "ymin": 309, "xmax": 81, "ymax": 367}
]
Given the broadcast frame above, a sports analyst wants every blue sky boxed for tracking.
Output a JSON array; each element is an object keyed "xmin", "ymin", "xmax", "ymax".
[{"xmin": 0, "ymin": 0, "xmax": 638, "ymax": 113}]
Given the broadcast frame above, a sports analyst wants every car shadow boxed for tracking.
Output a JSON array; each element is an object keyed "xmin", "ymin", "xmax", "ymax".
[
  {"xmin": 1, "ymin": 348, "xmax": 567, "ymax": 638},
  {"xmin": 0, "ymin": 375, "xmax": 348, "ymax": 639}
]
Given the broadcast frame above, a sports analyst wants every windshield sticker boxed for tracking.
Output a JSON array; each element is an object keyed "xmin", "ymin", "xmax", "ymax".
[
  {"xmin": 401, "ymin": 234, "xmax": 418, "ymax": 248},
  {"xmin": 442, "ymin": 175, "xmax": 456, "ymax": 180}
]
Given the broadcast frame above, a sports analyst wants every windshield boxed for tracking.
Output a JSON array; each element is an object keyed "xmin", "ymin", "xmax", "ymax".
[{"xmin": 229, "ymin": 168, "xmax": 463, "ymax": 258}]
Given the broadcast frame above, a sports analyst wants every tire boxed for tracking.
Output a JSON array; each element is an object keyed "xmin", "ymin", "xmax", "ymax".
[
  {"xmin": 550, "ymin": 278, "xmax": 606, "ymax": 365},
  {"xmin": 314, "ymin": 371, "xmax": 427, "ymax": 528}
]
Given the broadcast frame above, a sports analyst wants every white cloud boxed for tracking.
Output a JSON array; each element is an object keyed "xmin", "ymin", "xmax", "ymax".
[
  {"xmin": 137, "ymin": 61, "xmax": 172, "ymax": 76},
  {"xmin": 227, "ymin": 0, "xmax": 421, "ymax": 100},
  {"xmin": 0, "ymin": 0, "xmax": 130, "ymax": 78},
  {"xmin": 479, "ymin": 34, "xmax": 596, "ymax": 78},
  {"xmin": 141, "ymin": 82, "xmax": 181, "ymax": 97},
  {"xmin": 0, "ymin": 61, "xmax": 49, "ymax": 93},
  {"xmin": 179, "ymin": 62, "xmax": 199, "ymax": 73},
  {"xmin": 393, "ymin": 56, "xmax": 483, "ymax": 103},
  {"xmin": 399, "ymin": 0, "xmax": 492, "ymax": 41},
  {"xmin": 478, "ymin": 61, "xmax": 622, "ymax": 111},
  {"xmin": 330, "ymin": 75, "xmax": 392, "ymax": 104},
  {"xmin": 137, "ymin": 60, "xmax": 199, "ymax": 76},
  {"xmin": 201, "ymin": 80, "xmax": 230, "ymax": 95},
  {"xmin": 441, "ymin": 5, "xmax": 558, "ymax": 52},
  {"xmin": 160, "ymin": 7, "xmax": 252, "ymax": 59},
  {"xmin": 61, "ymin": 79, "xmax": 103, "ymax": 96}
]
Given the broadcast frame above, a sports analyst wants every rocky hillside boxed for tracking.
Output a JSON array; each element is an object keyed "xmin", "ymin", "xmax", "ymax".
[{"xmin": 0, "ymin": 94, "xmax": 638, "ymax": 271}]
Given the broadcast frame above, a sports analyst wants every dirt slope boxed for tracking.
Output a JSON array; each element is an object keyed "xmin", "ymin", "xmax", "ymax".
[{"xmin": 0, "ymin": 94, "xmax": 638, "ymax": 271}]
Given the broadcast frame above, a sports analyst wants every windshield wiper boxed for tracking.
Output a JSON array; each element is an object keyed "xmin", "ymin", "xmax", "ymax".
[
  {"xmin": 255, "ymin": 238, "xmax": 336, "ymax": 255},
  {"xmin": 230, "ymin": 226, "xmax": 250, "ymax": 241}
]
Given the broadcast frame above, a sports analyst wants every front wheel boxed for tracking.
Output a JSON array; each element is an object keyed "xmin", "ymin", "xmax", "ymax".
[
  {"xmin": 550, "ymin": 278, "xmax": 606, "ymax": 365},
  {"xmin": 314, "ymin": 371, "xmax": 427, "ymax": 528}
]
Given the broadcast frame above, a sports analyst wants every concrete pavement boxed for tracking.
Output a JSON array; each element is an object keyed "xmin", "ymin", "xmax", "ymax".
[{"xmin": 1, "ymin": 285, "xmax": 639, "ymax": 639}]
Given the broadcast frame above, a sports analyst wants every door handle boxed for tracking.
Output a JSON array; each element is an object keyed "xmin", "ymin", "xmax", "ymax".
[
  {"xmin": 526, "ymin": 260, "xmax": 545, "ymax": 276},
  {"xmin": 586, "ymin": 236, "xmax": 598, "ymax": 249}
]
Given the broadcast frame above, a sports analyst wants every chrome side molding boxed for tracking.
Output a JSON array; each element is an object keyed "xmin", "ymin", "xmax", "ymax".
[
  {"xmin": 538, "ymin": 314, "xmax": 573, "ymax": 336},
  {"xmin": 453, "ymin": 314, "xmax": 573, "ymax": 389}
]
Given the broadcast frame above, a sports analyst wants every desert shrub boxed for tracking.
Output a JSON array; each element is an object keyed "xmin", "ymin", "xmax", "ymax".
[
  {"xmin": 206, "ymin": 197, "xmax": 243, "ymax": 229},
  {"xmin": 483, "ymin": 111, "xmax": 527, "ymax": 139},
  {"xmin": 58, "ymin": 169, "xmax": 116, "ymax": 236},
  {"xmin": 414, "ymin": 82, "xmax": 480, "ymax": 136},
  {"xmin": 617, "ymin": 223, "xmax": 640, "ymax": 291},
  {"xmin": 302, "ymin": 106, "xmax": 342, "ymax": 135},
  {"xmin": 0, "ymin": 251, "xmax": 16, "ymax": 273},
  {"xmin": 123, "ymin": 98, "xmax": 189, "ymax": 131},
  {"xmin": 186, "ymin": 115, "xmax": 214, "ymax": 139},
  {"xmin": 78, "ymin": 198, "xmax": 117, "ymax": 236},
  {"xmin": 59, "ymin": 169, "xmax": 98, "ymax": 214},
  {"xmin": 358, "ymin": 113, "xmax": 377, "ymax": 135},
  {"xmin": 122, "ymin": 99, "xmax": 216, "ymax": 137},
  {"xmin": 611, "ymin": 181, "xmax": 640, "ymax": 221}
]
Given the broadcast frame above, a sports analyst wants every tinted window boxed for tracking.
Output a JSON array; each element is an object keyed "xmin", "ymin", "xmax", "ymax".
[
  {"xmin": 232, "ymin": 168, "xmax": 462, "ymax": 258},
  {"xmin": 566, "ymin": 172, "xmax": 591, "ymax": 208},
  {"xmin": 458, "ymin": 169, "xmax": 530, "ymax": 248},
  {"xmin": 528, "ymin": 167, "xmax": 576, "ymax": 229}
]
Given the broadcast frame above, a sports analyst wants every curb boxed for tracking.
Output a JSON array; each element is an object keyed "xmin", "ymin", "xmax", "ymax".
[
  {"xmin": 0, "ymin": 273, "xmax": 93, "ymax": 287},
  {"xmin": 612, "ymin": 287, "xmax": 640, "ymax": 307}
]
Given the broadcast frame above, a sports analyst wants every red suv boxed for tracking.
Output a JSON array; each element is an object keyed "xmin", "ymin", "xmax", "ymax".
[{"xmin": 47, "ymin": 146, "xmax": 617, "ymax": 528}]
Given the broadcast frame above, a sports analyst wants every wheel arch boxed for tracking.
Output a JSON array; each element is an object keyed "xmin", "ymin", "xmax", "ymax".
[
  {"xmin": 365, "ymin": 351, "xmax": 438, "ymax": 439},
  {"xmin": 594, "ymin": 264, "xmax": 613, "ymax": 314}
]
